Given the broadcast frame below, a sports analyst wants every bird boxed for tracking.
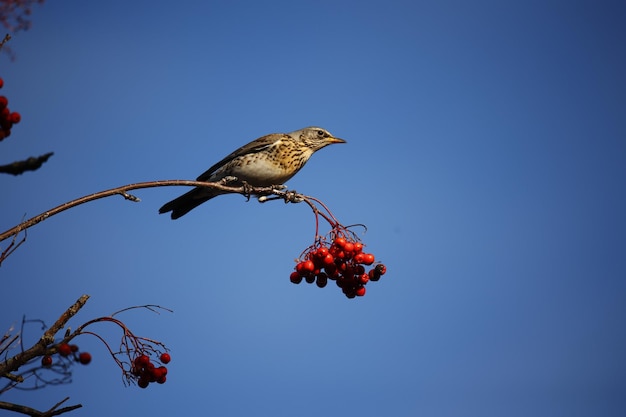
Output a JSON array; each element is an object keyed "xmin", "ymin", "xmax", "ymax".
[{"xmin": 159, "ymin": 126, "xmax": 346, "ymax": 219}]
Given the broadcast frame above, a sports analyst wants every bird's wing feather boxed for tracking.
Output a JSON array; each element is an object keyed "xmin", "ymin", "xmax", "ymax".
[{"xmin": 196, "ymin": 133, "xmax": 285, "ymax": 181}]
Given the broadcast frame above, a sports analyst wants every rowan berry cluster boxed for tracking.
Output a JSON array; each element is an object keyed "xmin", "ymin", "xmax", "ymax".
[
  {"xmin": 41, "ymin": 342, "xmax": 92, "ymax": 367},
  {"xmin": 130, "ymin": 352, "xmax": 170, "ymax": 389},
  {"xmin": 0, "ymin": 77, "xmax": 21, "ymax": 141},
  {"xmin": 290, "ymin": 232, "xmax": 387, "ymax": 298}
]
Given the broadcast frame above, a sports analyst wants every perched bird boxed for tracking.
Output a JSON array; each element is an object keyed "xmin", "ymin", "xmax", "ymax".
[{"xmin": 159, "ymin": 126, "xmax": 346, "ymax": 219}]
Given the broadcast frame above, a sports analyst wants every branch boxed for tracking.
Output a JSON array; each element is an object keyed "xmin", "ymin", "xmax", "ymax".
[
  {"xmin": 0, "ymin": 179, "xmax": 281, "ymax": 243},
  {"xmin": 0, "ymin": 397, "xmax": 82, "ymax": 417},
  {"xmin": 0, "ymin": 153, "xmax": 54, "ymax": 176},
  {"xmin": 0, "ymin": 295, "xmax": 90, "ymax": 378}
]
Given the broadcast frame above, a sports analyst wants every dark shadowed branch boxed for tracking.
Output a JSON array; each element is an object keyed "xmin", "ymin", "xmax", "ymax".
[
  {"xmin": 0, "ymin": 397, "xmax": 82, "ymax": 417},
  {"xmin": 0, "ymin": 153, "xmax": 54, "ymax": 175}
]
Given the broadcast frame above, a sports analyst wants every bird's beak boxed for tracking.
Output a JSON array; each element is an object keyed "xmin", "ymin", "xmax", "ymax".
[{"xmin": 328, "ymin": 136, "xmax": 347, "ymax": 144}]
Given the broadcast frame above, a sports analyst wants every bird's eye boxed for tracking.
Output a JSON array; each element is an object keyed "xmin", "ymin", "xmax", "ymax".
[{"xmin": 317, "ymin": 130, "xmax": 325, "ymax": 137}]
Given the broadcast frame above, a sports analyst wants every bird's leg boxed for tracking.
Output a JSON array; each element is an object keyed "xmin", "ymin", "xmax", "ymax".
[{"xmin": 240, "ymin": 181, "xmax": 254, "ymax": 201}]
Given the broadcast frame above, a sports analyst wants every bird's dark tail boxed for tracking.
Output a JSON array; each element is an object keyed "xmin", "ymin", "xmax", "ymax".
[{"xmin": 159, "ymin": 187, "xmax": 223, "ymax": 219}]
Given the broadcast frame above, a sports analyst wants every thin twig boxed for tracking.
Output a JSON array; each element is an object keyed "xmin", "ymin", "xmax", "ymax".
[{"xmin": 0, "ymin": 396, "xmax": 82, "ymax": 416}]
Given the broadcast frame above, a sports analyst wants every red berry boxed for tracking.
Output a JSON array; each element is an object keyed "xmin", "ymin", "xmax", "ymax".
[
  {"xmin": 78, "ymin": 352, "xmax": 92, "ymax": 365},
  {"xmin": 70, "ymin": 344, "xmax": 79, "ymax": 352},
  {"xmin": 359, "ymin": 273, "xmax": 369, "ymax": 284},
  {"xmin": 316, "ymin": 272, "xmax": 328, "ymax": 288},
  {"xmin": 304, "ymin": 274, "xmax": 315, "ymax": 284},
  {"xmin": 42, "ymin": 355, "xmax": 53, "ymax": 367},
  {"xmin": 9, "ymin": 112, "xmax": 20, "ymax": 124},
  {"xmin": 362, "ymin": 253, "xmax": 375, "ymax": 265},
  {"xmin": 316, "ymin": 246, "xmax": 329, "ymax": 257},
  {"xmin": 353, "ymin": 242, "xmax": 363, "ymax": 253},
  {"xmin": 334, "ymin": 237, "xmax": 346, "ymax": 248},
  {"xmin": 303, "ymin": 260, "xmax": 315, "ymax": 272},
  {"xmin": 322, "ymin": 253, "xmax": 334, "ymax": 265},
  {"xmin": 0, "ymin": 78, "xmax": 3, "ymax": 88},
  {"xmin": 343, "ymin": 241, "xmax": 355, "ymax": 253},
  {"xmin": 58, "ymin": 343, "xmax": 72, "ymax": 357},
  {"xmin": 375, "ymin": 264, "xmax": 387, "ymax": 275},
  {"xmin": 156, "ymin": 374, "xmax": 167, "ymax": 384},
  {"xmin": 290, "ymin": 271, "xmax": 302, "ymax": 283},
  {"xmin": 0, "ymin": 96, "xmax": 7, "ymax": 108},
  {"xmin": 355, "ymin": 286, "xmax": 366, "ymax": 296},
  {"xmin": 138, "ymin": 377, "xmax": 150, "ymax": 388},
  {"xmin": 160, "ymin": 352, "xmax": 171, "ymax": 364},
  {"xmin": 134, "ymin": 354, "xmax": 150, "ymax": 368}
]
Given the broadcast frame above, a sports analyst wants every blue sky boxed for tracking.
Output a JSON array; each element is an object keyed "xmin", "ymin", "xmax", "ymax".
[{"xmin": 1, "ymin": 1, "xmax": 625, "ymax": 416}]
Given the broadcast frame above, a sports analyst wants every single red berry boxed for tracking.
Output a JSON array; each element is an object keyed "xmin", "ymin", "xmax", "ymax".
[
  {"xmin": 353, "ymin": 242, "xmax": 364, "ymax": 253},
  {"xmin": 78, "ymin": 352, "xmax": 92, "ymax": 365},
  {"xmin": 160, "ymin": 352, "xmax": 171, "ymax": 364},
  {"xmin": 70, "ymin": 344, "xmax": 79, "ymax": 352},
  {"xmin": 290, "ymin": 271, "xmax": 303, "ymax": 284},
  {"xmin": 156, "ymin": 374, "xmax": 167, "ymax": 384},
  {"xmin": 334, "ymin": 237, "xmax": 346, "ymax": 248},
  {"xmin": 353, "ymin": 253, "xmax": 365, "ymax": 264},
  {"xmin": 42, "ymin": 355, "xmax": 53, "ymax": 367},
  {"xmin": 322, "ymin": 253, "xmax": 335, "ymax": 265},
  {"xmin": 316, "ymin": 246, "xmax": 329, "ymax": 257},
  {"xmin": 0, "ymin": 96, "xmax": 7, "ymax": 108},
  {"xmin": 343, "ymin": 241, "xmax": 355, "ymax": 253},
  {"xmin": 375, "ymin": 264, "xmax": 387, "ymax": 275},
  {"xmin": 0, "ymin": 78, "xmax": 4, "ymax": 88},
  {"xmin": 138, "ymin": 377, "xmax": 150, "ymax": 388},
  {"xmin": 9, "ymin": 112, "xmax": 20, "ymax": 124},
  {"xmin": 303, "ymin": 260, "xmax": 315, "ymax": 272},
  {"xmin": 316, "ymin": 272, "xmax": 328, "ymax": 288},
  {"xmin": 355, "ymin": 286, "xmax": 367, "ymax": 296},
  {"xmin": 134, "ymin": 354, "xmax": 150, "ymax": 368},
  {"xmin": 304, "ymin": 274, "xmax": 316, "ymax": 284},
  {"xmin": 368, "ymin": 268, "xmax": 380, "ymax": 281},
  {"xmin": 58, "ymin": 343, "xmax": 72, "ymax": 357},
  {"xmin": 359, "ymin": 273, "xmax": 369, "ymax": 284}
]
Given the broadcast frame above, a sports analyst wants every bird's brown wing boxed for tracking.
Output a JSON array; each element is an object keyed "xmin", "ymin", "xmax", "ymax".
[{"xmin": 196, "ymin": 133, "xmax": 286, "ymax": 181}]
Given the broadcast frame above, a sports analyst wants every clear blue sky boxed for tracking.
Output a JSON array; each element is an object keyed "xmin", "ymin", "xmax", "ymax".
[{"xmin": 1, "ymin": 1, "xmax": 625, "ymax": 416}]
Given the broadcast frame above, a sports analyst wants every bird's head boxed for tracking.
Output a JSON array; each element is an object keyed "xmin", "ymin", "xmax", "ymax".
[{"xmin": 292, "ymin": 127, "xmax": 346, "ymax": 151}]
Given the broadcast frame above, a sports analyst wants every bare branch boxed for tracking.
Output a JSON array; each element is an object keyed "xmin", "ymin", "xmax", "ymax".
[
  {"xmin": 0, "ymin": 179, "xmax": 281, "ymax": 243},
  {"xmin": 0, "ymin": 397, "xmax": 82, "ymax": 417}
]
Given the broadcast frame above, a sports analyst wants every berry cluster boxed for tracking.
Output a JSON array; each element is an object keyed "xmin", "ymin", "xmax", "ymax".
[
  {"xmin": 41, "ymin": 342, "xmax": 92, "ymax": 367},
  {"xmin": 0, "ymin": 77, "xmax": 21, "ymax": 141},
  {"xmin": 290, "ymin": 233, "xmax": 387, "ymax": 298},
  {"xmin": 130, "ymin": 352, "xmax": 170, "ymax": 388}
]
